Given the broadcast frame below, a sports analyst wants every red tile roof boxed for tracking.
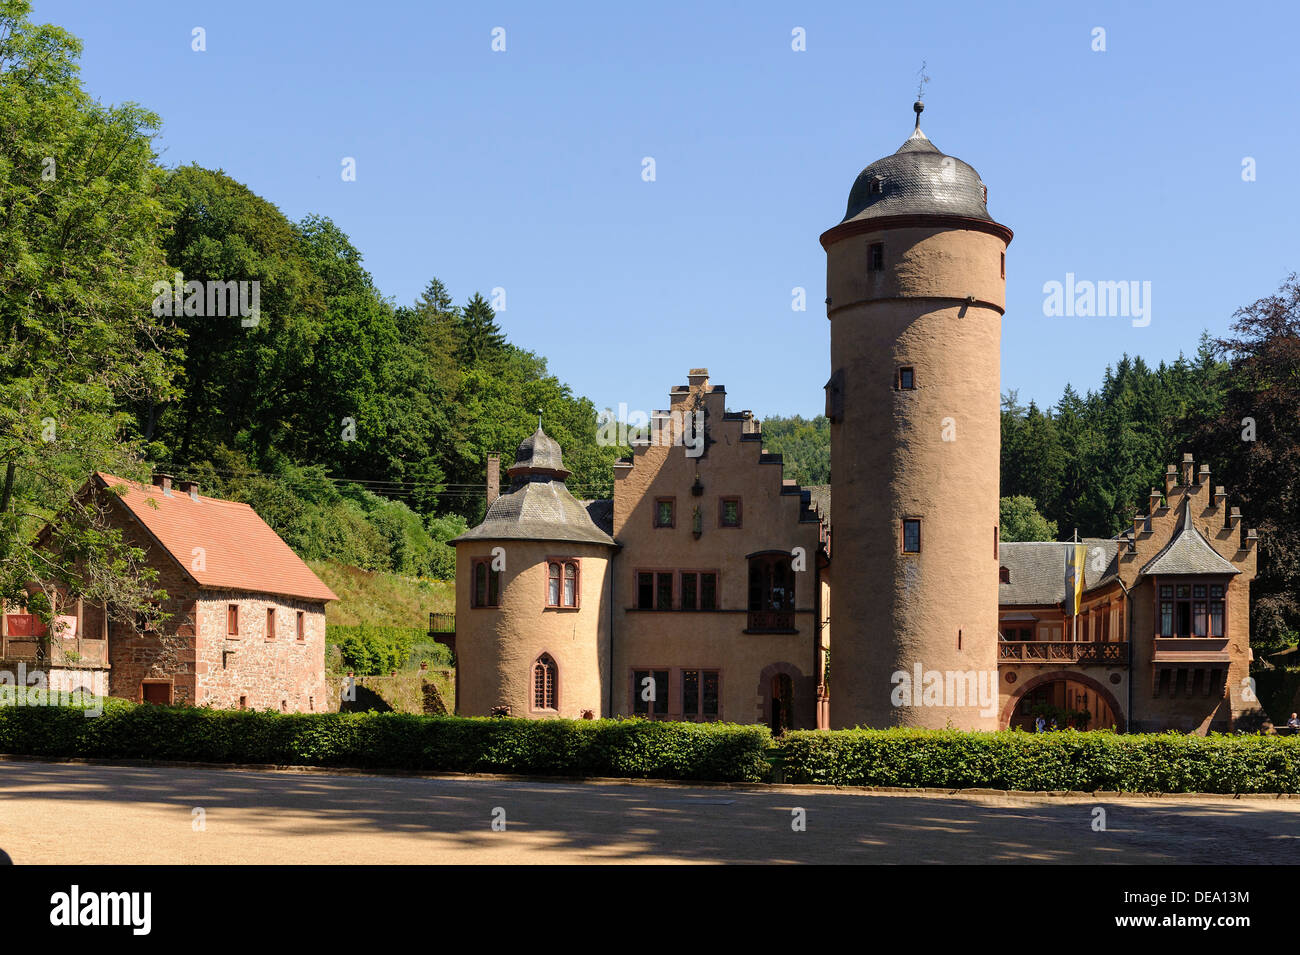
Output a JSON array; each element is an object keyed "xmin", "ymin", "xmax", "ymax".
[{"xmin": 94, "ymin": 473, "xmax": 337, "ymax": 603}]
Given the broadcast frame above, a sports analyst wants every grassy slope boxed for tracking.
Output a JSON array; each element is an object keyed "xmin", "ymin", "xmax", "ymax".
[{"xmin": 310, "ymin": 561, "xmax": 454, "ymax": 628}]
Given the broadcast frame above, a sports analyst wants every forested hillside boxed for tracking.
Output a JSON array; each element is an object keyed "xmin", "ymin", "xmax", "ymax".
[{"xmin": 0, "ymin": 1, "xmax": 622, "ymax": 621}]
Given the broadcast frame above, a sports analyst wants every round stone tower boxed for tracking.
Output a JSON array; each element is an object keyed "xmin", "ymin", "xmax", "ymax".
[
  {"xmin": 823, "ymin": 103, "xmax": 1012, "ymax": 730},
  {"xmin": 452, "ymin": 426, "xmax": 616, "ymax": 719}
]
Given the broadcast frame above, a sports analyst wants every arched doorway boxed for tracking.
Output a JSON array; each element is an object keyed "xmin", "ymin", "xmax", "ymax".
[
  {"xmin": 770, "ymin": 674, "xmax": 793, "ymax": 735},
  {"xmin": 1001, "ymin": 670, "xmax": 1124, "ymax": 731}
]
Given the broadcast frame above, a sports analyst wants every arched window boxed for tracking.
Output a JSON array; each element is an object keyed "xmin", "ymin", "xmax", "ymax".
[
  {"xmin": 532, "ymin": 654, "xmax": 557, "ymax": 711},
  {"xmin": 545, "ymin": 559, "xmax": 579, "ymax": 608}
]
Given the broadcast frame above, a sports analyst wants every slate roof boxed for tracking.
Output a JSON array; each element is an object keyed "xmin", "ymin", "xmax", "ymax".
[
  {"xmin": 453, "ymin": 427, "xmax": 616, "ymax": 547},
  {"xmin": 94, "ymin": 473, "xmax": 337, "ymax": 602},
  {"xmin": 841, "ymin": 108, "xmax": 992, "ymax": 225},
  {"xmin": 1140, "ymin": 502, "xmax": 1240, "ymax": 577},
  {"xmin": 806, "ymin": 484, "xmax": 831, "ymax": 526},
  {"xmin": 998, "ymin": 539, "xmax": 1121, "ymax": 607}
]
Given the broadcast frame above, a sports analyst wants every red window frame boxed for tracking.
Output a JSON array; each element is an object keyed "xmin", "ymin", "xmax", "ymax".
[
  {"xmin": 679, "ymin": 570, "xmax": 719, "ymax": 611},
  {"xmin": 296, "ymin": 611, "xmax": 305, "ymax": 642},
  {"xmin": 471, "ymin": 557, "xmax": 501, "ymax": 608},
  {"xmin": 718, "ymin": 497, "xmax": 742, "ymax": 528},
  {"xmin": 227, "ymin": 604, "xmax": 239, "ymax": 636},
  {"xmin": 635, "ymin": 570, "xmax": 675, "ymax": 610},
  {"xmin": 265, "ymin": 607, "xmax": 276, "ymax": 641},
  {"xmin": 531, "ymin": 654, "xmax": 558, "ymax": 712},
  {"xmin": 545, "ymin": 558, "xmax": 581, "ymax": 609},
  {"xmin": 901, "ymin": 518, "xmax": 921, "ymax": 554}
]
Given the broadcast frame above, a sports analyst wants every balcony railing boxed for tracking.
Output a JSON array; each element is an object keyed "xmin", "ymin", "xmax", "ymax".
[
  {"xmin": 999, "ymin": 640, "xmax": 1128, "ymax": 665},
  {"xmin": 746, "ymin": 610, "xmax": 795, "ymax": 632}
]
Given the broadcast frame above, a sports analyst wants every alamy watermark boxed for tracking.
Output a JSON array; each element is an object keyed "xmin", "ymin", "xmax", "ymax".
[
  {"xmin": 151, "ymin": 273, "xmax": 261, "ymax": 327},
  {"xmin": 0, "ymin": 663, "xmax": 103, "ymax": 717},
  {"xmin": 1042, "ymin": 273, "xmax": 1151, "ymax": 327},
  {"xmin": 597, "ymin": 405, "xmax": 705, "ymax": 457},
  {"xmin": 890, "ymin": 664, "xmax": 999, "ymax": 718}
]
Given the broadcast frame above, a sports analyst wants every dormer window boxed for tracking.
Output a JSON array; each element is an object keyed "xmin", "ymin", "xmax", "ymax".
[
  {"xmin": 869, "ymin": 176, "xmax": 883, "ymax": 195},
  {"xmin": 999, "ymin": 566, "xmax": 1010, "ymax": 583}
]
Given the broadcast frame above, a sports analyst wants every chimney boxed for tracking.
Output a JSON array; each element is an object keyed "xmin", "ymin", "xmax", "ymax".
[
  {"xmin": 1164, "ymin": 464, "xmax": 1178, "ymax": 495},
  {"xmin": 687, "ymin": 368, "xmax": 710, "ymax": 390},
  {"xmin": 1132, "ymin": 514, "xmax": 1144, "ymax": 539},
  {"xmin": 1181, "ymin": 453, "xmax": 1194, "ymax": 486},
  {"xmin": 1198, "ymin": 463, "xmax": 1210, "ymax": 487},
  {"xmin": 183, "ymin": 481, "xmax": 200, "ymax": 503},
  {"xmin": 1214, "ymin": 485, "xmax": 1226, "ymax": 509},
  {"xmin": 1149, "ymin": 487, "xmax": 1163, "ymax": 512},
  {"xmin": 1246, "ymin": 528, "xmax": 1259, "ymax": 549},
  {"xmin": 1229, "ymin": 506, "xmax": 1242, "ymax": 527},
  {"xmin": 486, "ymin": 454, "xmax": 500, "ymax": 507},
  {"xmin": 152, "ymin": 473, "xmax": 173, "ymax": 494}
]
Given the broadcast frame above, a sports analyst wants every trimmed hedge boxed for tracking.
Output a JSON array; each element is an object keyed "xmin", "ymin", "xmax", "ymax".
[
  {"xmin": 4, "ymin": 702, "xmax": 1299, "ymax": 792},
  {"xmin": 773, "ymin": 728, "xmax": 1300, "ymax": 794},
  {"xmin": 0, "ymin": 700, "xmax": 771, "ymax": 783}
]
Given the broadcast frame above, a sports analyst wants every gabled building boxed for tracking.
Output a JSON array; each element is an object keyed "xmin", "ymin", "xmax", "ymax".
[
  {"xmin": 997, "ymin": 454, "xmax": 1258, "ymax": 733},
  {"xmin": 453, "ymin": 370, "xmax": 831, "ymax": 731},
  {"xmin": 1, "ymin": 472, "xmax": 335, "ymax": 711}
]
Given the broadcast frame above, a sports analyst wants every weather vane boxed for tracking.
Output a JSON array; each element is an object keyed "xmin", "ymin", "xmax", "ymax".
[{"xmin": 916, "ymin": 61, "xmax": 930, "ymax": 102}]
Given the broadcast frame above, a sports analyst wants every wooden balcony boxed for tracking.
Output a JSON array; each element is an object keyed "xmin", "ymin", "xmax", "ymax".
[
  {"xmin": 746, "ymin": 610, "xmax": 795, "ymax": 633},
  {"xmin": 1, "ymin": 614, "xmax": 108, "ymax": 666},
  {"xmin": 998, "ymin": 640, "xmax": 1129, "ymax": 665}
]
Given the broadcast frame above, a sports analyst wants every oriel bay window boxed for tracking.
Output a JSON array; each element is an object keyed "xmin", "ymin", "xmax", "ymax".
[
  {"xmin": 472, "ymin": 558, "xmax": 501, "ymax": 608},
  {"xmin": 546, "ymin": 559, "xmax": 579, "ymax": 608},
  {"xmin": 680, "ymin": 571, "xmax": 718, "ymax": 611},
  {"xmin": 1159, "ymin": 582, "xmax": 1225, "ymax": 637},
  {"xmin": 636, "ymin": 571, "xmax": 674, "ymax": 610},
  {"xmin": 747, "ymin": 552, "xmax": 795, "ymax": 631}
]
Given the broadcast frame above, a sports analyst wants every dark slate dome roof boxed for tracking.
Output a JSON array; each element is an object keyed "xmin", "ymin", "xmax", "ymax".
[
  {"xmin": 841, "ymin": 104, "xmax": 992, "ymax": 225},
  {"xmin": 508, "ymin": 426, "xmax": 569, "ymax": 479},
  {"xmin": 453, "ymin": 425, "xmax": 615, "ymax": 547}
]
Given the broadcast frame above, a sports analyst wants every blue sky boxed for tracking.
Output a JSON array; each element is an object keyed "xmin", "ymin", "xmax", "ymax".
[{"xmin": 39, "ymin": 0, "xmax": 1300, "ymax": 419}]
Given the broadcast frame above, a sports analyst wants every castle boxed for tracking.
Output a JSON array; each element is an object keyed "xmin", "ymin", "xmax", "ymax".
[{"xmin": 451, "ymin": 105, "xmax": 1261, "ymax": 734}]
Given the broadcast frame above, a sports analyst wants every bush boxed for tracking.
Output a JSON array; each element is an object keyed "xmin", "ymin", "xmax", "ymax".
[
  {"xmin": 0, "ymin": 702, "xmax": 771, "ymax": 782},
  {"xmin": 773, "ymin": 728, "xmax": 1300, "ymax": 794},
  {"xmin": 328, "ymin": 625, "xmax": 420, "ymax": 674}
]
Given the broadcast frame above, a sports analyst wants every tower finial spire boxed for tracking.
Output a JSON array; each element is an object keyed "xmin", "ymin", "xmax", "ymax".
[{"xmin": 914, "ymin": 61, "xmax": 929, "ymax": 129}]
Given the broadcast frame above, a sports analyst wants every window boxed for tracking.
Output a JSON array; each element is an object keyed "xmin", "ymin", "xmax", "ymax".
[
  {"xmin": 719, "ymin": 497, "xmax": 741, "ymax": 528},
  {"xmin": 1000, "ymin": 251, "xmax": 1006, "ymax": 278},
  {"xmin": 680, "ymin": 572, "xmax": 718, "ymax": 611},
  {"xmin": 546, "ymin": 559, "xmax": 579, "ymax": 608},
  {"xmin": 748, "ymin": 554, "xmax": 794, "ymax": 631},
  {"xmin": 532, "ymin": 654, "xmax": 558, "ymax": 711},
  {"xmin": 633, "ymin": 669, "xmax": 669, "ymax": 717},
  {"xmin": 999, "ymin": 566, "xmax": 1010, "ymax": 584},
  {"xmin": 897, "ymin": 367, "xmax": 915, "ymax": 390},
  {"xmin": 296, "ymin": 611, "xmax": 305, "ymax": 642},
  {"xmin": 1160, "ymin": 582, "xmax": 1224, "ymax": 637},
  {"xmin": 868, "ymin": 242, "xmax": 884, "ymax": 272},
  {"xmin": 682, "ymin": 669, "xmax": 720, "ymax": 720},
  {"xmin": 636, "ymin": 572, "xmax": 674, "ymax": 610},
  {"xmin": 994, "ymin": 526, "xmax": 999, "ymax": 558},
  {"xmin": 265, "ymin": 608, "xmax": 276, "ymax": 641},
  {"xmin": 227, "ymin": 604, "xmax": 239, "ymax": 636},
  {"xmin": 868, "ymin": 176, "xmax": 883, "ymax": 195},
  {"xmin": 238, "ymin": 695, "xmax": 247, "ymax": 710},
  {"xmin": 902, "ymin": 518, "xmax": 921, "ymax": 554},
  {"xmin": 472, "ymin": 558, "xmax": 501, "ymax": 608},
  {"xmin": 654, "ymin": 497, "xmax": 675, "ymax": 528}
]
